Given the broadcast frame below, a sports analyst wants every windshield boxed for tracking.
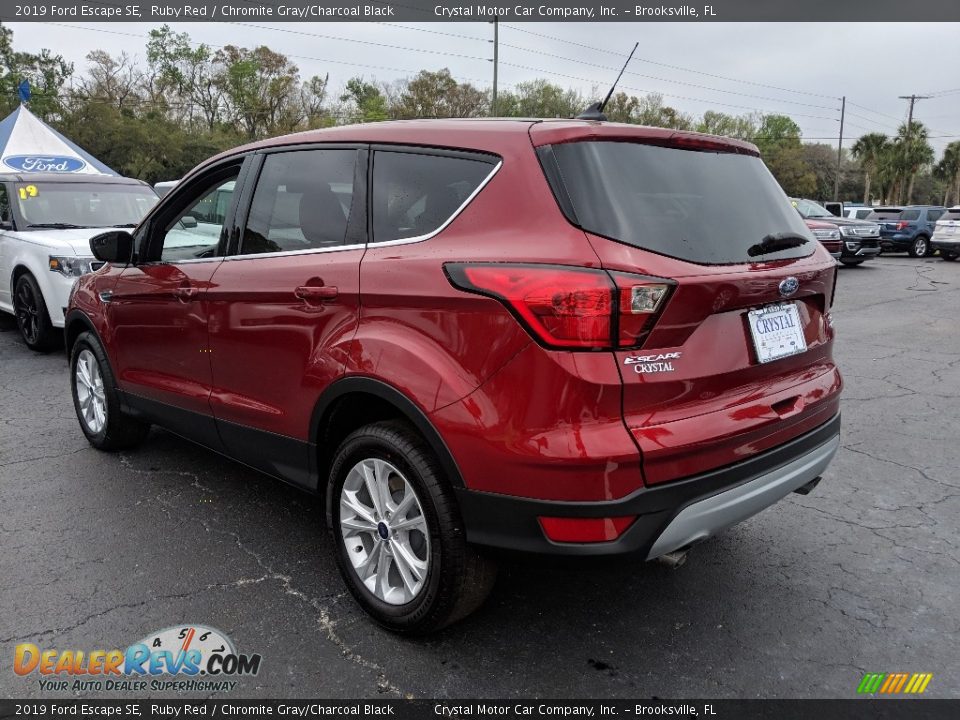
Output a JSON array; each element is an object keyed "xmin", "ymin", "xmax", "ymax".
[
  {"xmin": 542, "ymin": 140, "xmax": 813, "ymax": 264},
  {"xmin": 14, "ymin": 182, "xmax": 158, "ymax": 229},
  {"xmin": 791, "ymin": 198, "xmax": 835, "ymax": 219}
]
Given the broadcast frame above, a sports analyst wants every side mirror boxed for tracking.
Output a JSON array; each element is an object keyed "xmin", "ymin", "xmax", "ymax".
[
  {"xmin": 90, "ymin": 230, "xmax": 135, "ymax": 264},
  {"xmin": 180, "ymin": 215, "xmax": 198, "ymax": 229}
]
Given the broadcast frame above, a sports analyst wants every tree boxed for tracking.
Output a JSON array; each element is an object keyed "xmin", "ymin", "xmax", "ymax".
[
  {"xmin": 497, "ymin": 80, "xmax": 584, "ymax": 118},
  {"xmin": 214, "ymin": 45, "xmax": 302, "ymax": 139},
  {"xmin": 146, "ymin": 25, "xmax": 222, "ymax": 129},
  {"xmin": 851, "ymin": 132, "xmax": 889, "ymax": 205},
  {"xmin": 894, "ymin": 122, "xmax": 934, "ymax": 204},
  {"xmin": 695, "ymin": 110, "xmax": 758, "ymax": 139},
  {"xmin": 934, "ymin": 141, "xmax": 960, "ymax": 206},
  {"xmin": 80, "ymin": 51, "xmax": 143, "ymax": 113},
  {"xmin": 340, "ymin": 77, "xmax": 388, "ymax": 123},
  {"xmin": 396, "ymin": 69, "xmax": 487, "ymax": 119},
  {"xmin": 0, "ymin": 23, "xmax": 73, "ymax": 119}
]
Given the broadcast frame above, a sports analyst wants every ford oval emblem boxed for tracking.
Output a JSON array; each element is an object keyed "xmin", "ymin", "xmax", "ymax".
[
  {"xmin": 3, "ymin": 155, "xmax": 87, "ymax": 173},
  {"xmin": 779, "ymin": 277, "xmax": 799, "ymax": 297}
]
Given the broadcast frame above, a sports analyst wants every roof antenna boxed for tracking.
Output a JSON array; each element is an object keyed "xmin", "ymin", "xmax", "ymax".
[{"xmin": 576, "ymin": 42, "xmax": 639, "ymax": 121}]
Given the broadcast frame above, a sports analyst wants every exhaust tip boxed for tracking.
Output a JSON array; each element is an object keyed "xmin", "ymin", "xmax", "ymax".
[
  {"xmin": 654, "ymin": 548, "xmax": 690, "ymax": 568},
  {"xmin": 793, "ymin": 476, "xmax": 822, "ymax": 496}
]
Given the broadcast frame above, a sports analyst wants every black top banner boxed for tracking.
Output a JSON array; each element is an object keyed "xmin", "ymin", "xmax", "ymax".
[
  {"xmin": 1, "ymin": 700, "xmax": 960, "ymax": 720},
  {"xmin": 3, "ymin": 0, "xmax": 960, "ymax": 22}
]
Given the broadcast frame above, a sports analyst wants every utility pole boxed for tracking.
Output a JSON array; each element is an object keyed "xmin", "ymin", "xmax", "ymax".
[
  {"xmin": 491, "ymin": 18, "xmax": 499, "ymax": 117},
  {"xmin": 834, "ymin": 96, "xmax": 845, "ymax": 202},
  {"xmin": 897, "ymin": 93, "xmax": 930, "ymax": 203}
]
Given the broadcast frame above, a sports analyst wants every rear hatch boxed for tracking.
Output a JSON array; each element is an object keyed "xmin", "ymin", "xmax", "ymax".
[
  {"xmin": 933, "ymin": 207, "xmax": 960, "ymax": 240},
  {"xmin": 869, "ymin": 207, "xmax": 910, "ymax": 236},
  {"xmin": 534, "ymin": 130, "xmax": 840, "ymax": 485}
]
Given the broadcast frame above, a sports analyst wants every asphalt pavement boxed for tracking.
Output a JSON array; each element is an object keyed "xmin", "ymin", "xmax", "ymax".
[{"xmin": 1, "ymin": 254, "xmax": 958, "ymax": 699}]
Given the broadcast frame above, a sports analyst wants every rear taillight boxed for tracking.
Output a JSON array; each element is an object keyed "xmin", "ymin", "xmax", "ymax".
[
  {"xmin": 444, "ymin": 263, "xmax": 674, "ymax": 350},
  {"xmin": 896, "ymin": 221, "xmax": 910, "ymax": 230}
]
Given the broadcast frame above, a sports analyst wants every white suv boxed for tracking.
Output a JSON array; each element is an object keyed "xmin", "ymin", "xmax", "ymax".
[{"xmin": 0, "ymin": 173, "xmax": 157, "ymax": 350}]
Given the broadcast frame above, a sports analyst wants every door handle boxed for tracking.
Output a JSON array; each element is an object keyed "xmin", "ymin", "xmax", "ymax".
[
  {"xmin": 295, "ymin": 285, "xmax": 338, "ymax": 302},
  {"xmin": 174, "ymin": 286, "xmax": 199, "ymax": 302}
]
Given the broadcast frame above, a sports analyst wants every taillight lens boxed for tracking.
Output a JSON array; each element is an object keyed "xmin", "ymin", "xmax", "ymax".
[
  {"xmin": 896, "ymin": 221, "xmax": 910, "ymax": 230},
  {"xmin": 444, "ymin": 263, "xmax": 673, "ymax": 350}
]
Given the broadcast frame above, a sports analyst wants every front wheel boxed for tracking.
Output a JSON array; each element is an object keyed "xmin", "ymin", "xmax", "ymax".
[
  {"xmin": 941, "ymin": 251, "xmax": 958, "ymax": 262},
  {"xmin": 330, "ymin": 420, "xmax": 496, "ymax": 633},
  {"xmin": 70, "ymin": 331, "xmax": 151, "ymax": 451},
  {"xmin": 909, "ymin": 236, "xmax": 931, "ymax": 258},
  {"xmin": 13, "ymin": 273, "xmax": 59, "ymax": 352}
]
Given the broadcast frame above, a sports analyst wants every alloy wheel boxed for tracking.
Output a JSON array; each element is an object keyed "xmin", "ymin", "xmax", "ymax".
[
  {"xmin": 914, "ymin": 237, "xmax": 929, "ymax": 257},
  {"xmin": 14, "ymin": 281, "xmax": 40, "ymax": 345},
  {"xmin": 339, "ymin": 458, "xmax": 430, "ymax": 605},
  {"xmin": 75, "ymin": 349, "xmax": 107, "ymax": 434}
]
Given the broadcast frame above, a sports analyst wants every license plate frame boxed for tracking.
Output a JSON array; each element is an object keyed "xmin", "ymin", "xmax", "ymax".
[{"xmin": 747, "ymin": 302, "xmax": 808, "ymax": 364}]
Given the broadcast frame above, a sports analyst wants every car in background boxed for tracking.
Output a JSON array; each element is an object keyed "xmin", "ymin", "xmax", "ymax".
[
  {"xmin": 844, "ymin": 206, "xmax": 875, "ymax": 220},
  {"xmin": 804, "ymin": 219, "xmax": 842, "ymax": 260},
  {"xmin": 154, "ymin": 180, "xmax": 179, "ymax": 197},
  {"xmin": 65, "ymin": 119, "xmax": 842, "ymax": 632},
  {"xmin": 791, "ymin": 198, "xmax": 881, "ymax": 266},
  {"xmin": 0, "ymin": 173, "xmax": 158, "ymax": 351},
  {"xmin": 868, "ymin": 205, "xmax": 946, "ymax": 257},
  {"xmin": 931, "ymin": 205, "xmax": 960, "ymax": 261}
]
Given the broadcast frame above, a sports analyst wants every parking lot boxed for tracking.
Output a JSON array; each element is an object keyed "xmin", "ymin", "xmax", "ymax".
[{"xmin": 1, "ymin": 254, "xmax": 958, "ymax": 699}]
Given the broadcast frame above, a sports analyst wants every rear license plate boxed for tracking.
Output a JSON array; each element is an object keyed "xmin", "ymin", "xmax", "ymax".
[{"xmin": 747, "ymin": 303, "xmax": 807, "ymax": 364}]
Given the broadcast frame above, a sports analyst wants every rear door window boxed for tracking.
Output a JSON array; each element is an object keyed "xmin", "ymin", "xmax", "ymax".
[
  {"xmin": 928, "ymin": 209, "xmax": 944, "ymax": 222},
  {"xmin": 371, "ymin": 150, "xmax": 496, "ymax": 243},
  {"xmin": 242, "ymin": 149, "xmax": 357, "ymax": 255},
  {"xmin": 541, "ymin": 140, "xmax": 814, "ymax": 264},
  {"xmin": 901, "ymin": 209, "xmax": 922, "ymax": 221}
]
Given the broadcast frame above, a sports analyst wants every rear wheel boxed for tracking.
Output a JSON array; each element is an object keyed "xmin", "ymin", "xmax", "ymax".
[
  {"xmin": 941, "ymin": 251, "xmax": 958, "ymax": 262},
  {"xmin": 330, "ymin": 420, "xmax": 496, "ymax": 633},
  {"xmin": 909, "ymin": 236, "xmax": 931, "ymax": 258},
  {"xmin": 70, "ymin": 331, "xmax": 151, "ymax": 451},
  {"xmin": 13, "ymin": 273, "xmax": 59, "ymax": 352}
]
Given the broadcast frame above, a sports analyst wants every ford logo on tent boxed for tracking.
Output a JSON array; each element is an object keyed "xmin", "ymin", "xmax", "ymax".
[{"xmin": 3, "ymin": 155, "xmax": 87, "ymax": 173}]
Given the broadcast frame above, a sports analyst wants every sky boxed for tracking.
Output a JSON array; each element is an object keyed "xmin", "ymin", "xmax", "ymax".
[{"xmin": 7, "ymin": 20, "xmax": 960, "ymax": 156}]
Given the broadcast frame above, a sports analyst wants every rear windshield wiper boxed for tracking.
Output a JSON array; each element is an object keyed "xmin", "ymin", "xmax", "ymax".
[
  {"xmin": 26, "ymin": 222, "xmax": 92, "ymax": 229},
  {"xmin": 748, "ymin": 232, "xmax": 809, "ymax": 257}
]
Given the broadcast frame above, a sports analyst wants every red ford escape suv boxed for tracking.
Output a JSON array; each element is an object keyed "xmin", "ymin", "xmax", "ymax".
[{"xmin": 66, "ymin": 120, "xmax": 842, "ymax": 632}]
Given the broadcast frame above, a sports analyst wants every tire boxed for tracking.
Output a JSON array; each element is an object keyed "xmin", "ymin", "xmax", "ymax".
[
  {"xmin": 941, "ymin": 251, "xmax": 958, "ymax": 262},
  {"xmin": 840, "ymin": 259, "xmax": 864, "ymax": 266},
  {"xmin": 13, "ymin": 273, "xmax": 59, "ymax": 352},
  {"xmin": 70, "ymin": 331, "xmax": 150, "ymax": 451},
  {"xmin": 909, "ymin": 236, "xmax": 930, "ymax": 258},
  {"xmin": 330, "ymin": 420, "xmax": 496, "ymax": 633}
]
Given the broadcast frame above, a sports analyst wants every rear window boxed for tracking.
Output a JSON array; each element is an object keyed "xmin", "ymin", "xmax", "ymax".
[
  {"xmin": 542, "ymin": 141, "xmax": 814, "ymax": 265},
  {"xmin": 943, "ymin": 209, "xmax": 960, "ymax": 220},
  {"xmin": 868, "ymin": 208, "xmax": 904, "ymax": 220}
]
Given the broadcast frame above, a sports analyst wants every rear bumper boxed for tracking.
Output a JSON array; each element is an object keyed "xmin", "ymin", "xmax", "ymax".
[
  {"xmin": 932, "ymin": 239, "xmax": 960, "ymax": 251},
  {"xmin": 456, "ymin": 412, "xmax": 840, "ymax": 557}
]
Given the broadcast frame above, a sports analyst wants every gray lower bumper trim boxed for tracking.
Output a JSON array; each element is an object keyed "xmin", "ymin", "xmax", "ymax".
[{"xmin": 646, "ymin": 434, "xmax": 840, "ymax": 559}]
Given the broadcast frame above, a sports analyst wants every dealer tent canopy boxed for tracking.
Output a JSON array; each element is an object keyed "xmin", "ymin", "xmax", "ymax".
[{"xmin": 0, "ymin": 104, "xmax": 117, "ymax": 176}]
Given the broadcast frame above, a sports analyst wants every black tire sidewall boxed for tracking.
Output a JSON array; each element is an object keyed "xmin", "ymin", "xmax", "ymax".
[
  {"xmin": 329, "ymin": 426, "xmax": 451, "ymax": 630},
  {"xmin": 14, "ymin": 273, "xmax": 56, "ymax": 351}
]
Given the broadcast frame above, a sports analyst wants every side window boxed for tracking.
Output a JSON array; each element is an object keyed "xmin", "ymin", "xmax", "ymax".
[
  {"xmin": 928, "ymin": 209, "xmax": 943, "ymax": 222},
  {"xmin": 160, "ymin": 174, "xmax": 239, "ymax": 262},
  {"xmin": 241, "ymin": 149, "xmax": 356, "ymax": 255},
  {"xmin": 372, "ymin": 151, "xmax": 495, "ymax": 243}
]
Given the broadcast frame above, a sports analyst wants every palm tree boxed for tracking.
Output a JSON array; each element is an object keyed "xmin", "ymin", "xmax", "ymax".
[
  {"xmin": 894, "ymin": 122, "xmax": 935, "ymax": 204},
  {"xmin": 934, "ymin": 141, "xmax": 960, "ymax": 206},
  {"xmin": 851, "ymin": 132, "xmax": 889, "ymax": 205}
]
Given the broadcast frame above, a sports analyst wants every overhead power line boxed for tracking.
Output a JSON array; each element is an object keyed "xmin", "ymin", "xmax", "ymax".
[{"xmin": 499, "ymin": 23, "xmax": 842, "ymax": 101}]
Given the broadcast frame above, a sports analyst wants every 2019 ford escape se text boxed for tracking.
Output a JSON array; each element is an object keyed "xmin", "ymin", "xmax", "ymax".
[{"xmin": 66, "ymin": 120, "xmax": 842, "ymax": 633}]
